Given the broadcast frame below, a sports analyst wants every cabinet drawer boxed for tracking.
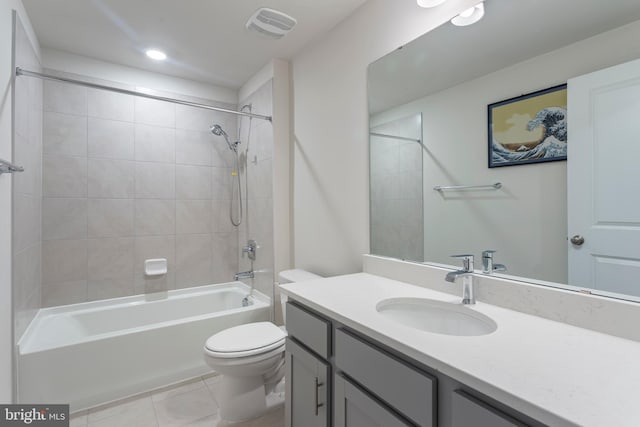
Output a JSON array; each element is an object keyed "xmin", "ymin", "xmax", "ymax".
[
  {"xmin": 335, "ymin": 328, "xmax": 436, "ymax": 427},
  {"xmin": 334, "ymin": 374, "xmax": 411, "ymax": 427},
  {"xmin": 452, "ymin": 390, "xmax": 528, "ymax": 427},
  {"xmin": 286, "ymin": 302, "xmax": 331, "ymax": 359}
]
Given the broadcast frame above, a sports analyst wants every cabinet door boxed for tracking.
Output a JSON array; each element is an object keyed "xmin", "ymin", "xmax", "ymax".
[
  {"xmin": 334, "ymin": 374, "xmax": 412, "ymax": 427},
  {"xmin": 285, "ymin": 338, "xmax": 330, "ymax": 427},
  {"xmin": 452, "ymin": 390, "xmax": 528, "ymax": 427}
]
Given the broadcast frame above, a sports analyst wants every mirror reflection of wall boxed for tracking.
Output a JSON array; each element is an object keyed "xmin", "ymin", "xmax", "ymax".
[
  {"xmin": 369, "ymin": 114, "xmax": 423, "ymax": 261},
  {"xmin": 368, "ymin": 0, "xmax": 640, "ymax": 298}
]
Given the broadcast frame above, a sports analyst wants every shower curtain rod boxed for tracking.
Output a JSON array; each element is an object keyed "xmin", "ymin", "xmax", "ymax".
[
  {"xmin": 15, "ymin": 67, "xmax": 272, "ymax": 122},
  {"xmin": 369, "ymin": 132, "xmax": 421, "ymax": 143}
]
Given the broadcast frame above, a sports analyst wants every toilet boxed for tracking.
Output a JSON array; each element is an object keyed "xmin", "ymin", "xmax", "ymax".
[{"xmin": 203, "ymin": 269, "xmax": 321, "ymax": 422}]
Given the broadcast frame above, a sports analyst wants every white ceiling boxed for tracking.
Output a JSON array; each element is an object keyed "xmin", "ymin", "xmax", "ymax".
[
  {"xmin": 369, "ymin": 0, "xmax": 640, "ymax": 113},
  {"xmin": 22, "ymin": 0, "xmax": 367, "ymax": 89}
]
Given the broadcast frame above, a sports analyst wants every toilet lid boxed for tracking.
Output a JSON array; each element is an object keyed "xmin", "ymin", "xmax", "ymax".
[{"xmin": 205, "ymin": 322, "xmax": 286, "ymax": 356}]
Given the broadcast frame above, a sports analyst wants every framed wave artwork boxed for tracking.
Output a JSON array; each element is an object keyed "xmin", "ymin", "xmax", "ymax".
[{"xmin": 488, "ymin": 84, "xmax": 567, "ymax": 168}]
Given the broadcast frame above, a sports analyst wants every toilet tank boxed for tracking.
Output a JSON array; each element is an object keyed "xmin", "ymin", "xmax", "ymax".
[{"xmin": 278, "ymin": 269, "xmax": 322, "ymax": 323}]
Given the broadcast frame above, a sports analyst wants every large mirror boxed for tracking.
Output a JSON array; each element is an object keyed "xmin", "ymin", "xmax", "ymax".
[{"xmin": 368, "ymin": 0, "xmax": 640, "ymax": 301}]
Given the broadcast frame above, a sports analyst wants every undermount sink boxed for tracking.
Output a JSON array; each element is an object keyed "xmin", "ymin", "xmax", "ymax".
[{"xmin": 376, "ymin": 298, "xmax": 497, "ymax": 336}]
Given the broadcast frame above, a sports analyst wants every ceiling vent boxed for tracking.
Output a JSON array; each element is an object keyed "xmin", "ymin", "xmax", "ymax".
[{"xmin": 246, "ymin": 8, "xmax": 297, "ymax": 39}]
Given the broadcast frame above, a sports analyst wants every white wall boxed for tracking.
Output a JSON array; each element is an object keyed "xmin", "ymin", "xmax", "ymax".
[
  {"xmin": 291, "ymin": 0, "xmax": 481, "ymax": 276},
  {"xmin": 0, "ymin": 0, "xmax": 40, "ymax": 403}
]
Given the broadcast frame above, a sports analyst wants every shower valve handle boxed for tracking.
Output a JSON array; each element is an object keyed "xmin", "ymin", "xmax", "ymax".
[{"xmin": 242, "ymin": 240, "xmax": 257, "ymax": 260}]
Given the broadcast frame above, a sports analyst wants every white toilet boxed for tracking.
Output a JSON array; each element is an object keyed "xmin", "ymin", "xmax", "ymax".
[{"xmin": 203, "ymin": 269, "xmax": 321, "ymax": 422}]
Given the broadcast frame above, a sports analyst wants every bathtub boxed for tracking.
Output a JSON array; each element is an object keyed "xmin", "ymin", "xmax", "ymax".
[{"xmin": 18, "ymin": 282, "xmax": 270, "ymax": 411}]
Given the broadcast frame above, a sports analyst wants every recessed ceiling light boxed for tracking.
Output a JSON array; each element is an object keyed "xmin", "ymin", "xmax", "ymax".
[
  {"xmin": 145, "ymin": 49, "xmax": 167, "ymax": 61},
  {"xmin": 417, "ymin": 0, "xmax": 447, "ymax": 8},
  {"xmin": 451, "ymin": 2, "xmax": 485, "ymax": 26}
]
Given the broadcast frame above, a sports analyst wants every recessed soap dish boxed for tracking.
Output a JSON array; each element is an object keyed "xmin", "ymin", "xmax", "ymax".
[{"xmin": 145, "ymin": 258, "xmax": 167, "ymax": 276}]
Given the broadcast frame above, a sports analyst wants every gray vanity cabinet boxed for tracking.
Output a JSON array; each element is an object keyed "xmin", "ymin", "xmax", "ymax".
[
  {"xmin": 451, "ymin": 390, "xmax": 527, "ymax": 427},
  {"xmin": 285, "ymin": 300, "xmax": 542, "ymax": 427},
  {"xmin": 285, "ymin": 302, "xmax": 332, "ymax": 427},
  {"xmin": 334, "ymin": 374, "xmax": 412, "ymax": 427},
  {"xmin": 285, "ymin": 338, "xmax": 330, "ymax": 427},
  {"xmin": 334, "ymin": 328, "xmax": 436, "ymax": 427}
]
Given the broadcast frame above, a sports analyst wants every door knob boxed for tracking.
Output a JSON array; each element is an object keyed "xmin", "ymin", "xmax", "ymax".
[{"xmin": 570, "ymin": 235, "xmax": 585, "ymax": 246}]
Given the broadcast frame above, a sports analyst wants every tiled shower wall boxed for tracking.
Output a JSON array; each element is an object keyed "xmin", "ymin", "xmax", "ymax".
[
  {"xmin": 237, "ymin": 80, "xmax": 274, "ymax": 299},
  {"xmin": 370, "ymin": 114, "xmax": 423, "ymax": 262},
  {"xmin": 13, "ymin": 15, "xmax": 43, "ymax": 339},
  {"xmin": 41, "ymin": 76, "xmax": 242, "ymax": 307}
]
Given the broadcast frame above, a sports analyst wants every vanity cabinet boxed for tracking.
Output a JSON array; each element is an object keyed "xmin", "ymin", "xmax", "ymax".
[
  {"xmin": 285, "ymin": 300, "xmax": 543, "ymax": 427},
  {"xmin": 334, "ymin": 328, "xmax": 436, "ymax": 426},
  {"xmin": 451, "ymin": 390, "xmax": 527, "ymax": 427},
  {"xmin": 334, "ymin": 374, "xmax": 411, "ymax": 427},
  {"xmin": 285, "ymin": 302, "xmax": 332, "ymax": 427},
  {"xmin": 285, "ymin": 338, "xmax": 330, "ymax": 427}
]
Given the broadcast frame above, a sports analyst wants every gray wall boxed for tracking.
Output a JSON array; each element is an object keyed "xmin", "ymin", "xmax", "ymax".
[{"xmin": 40, "ymin": 77, "xmax": 242, "ymax": 306}]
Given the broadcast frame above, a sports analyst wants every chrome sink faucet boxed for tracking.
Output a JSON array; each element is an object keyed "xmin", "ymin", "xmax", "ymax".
[
  {"xmin": 482, "ymin": 250, "xmax": 506, "ymax": 274},
  {"xmin": 445, "ymin": 254, "xmax": 475, "ymax": 305}
]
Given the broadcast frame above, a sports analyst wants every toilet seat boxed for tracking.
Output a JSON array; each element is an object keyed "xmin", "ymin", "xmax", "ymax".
[{"xmin": 205, "ymin": 321, "xmax": 287, "ymax": 359}]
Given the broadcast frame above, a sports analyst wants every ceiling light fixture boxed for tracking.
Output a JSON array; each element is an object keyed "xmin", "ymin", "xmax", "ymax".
[
  {"xmin": 145, "ymin": 49, "xmax": 167, "ymax": 61},
  {"xmin": 451, "ymin": 2, "xmax": 485, "ymax": 26},
  {"xmin": 417, "ymin": 0, "xmax": 447, "ymax": 7}
]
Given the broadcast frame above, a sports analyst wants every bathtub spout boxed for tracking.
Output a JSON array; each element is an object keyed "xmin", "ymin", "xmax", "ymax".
[{"xmin": 234, "ymin": 270, "xmax": 254, "ymax": 280}]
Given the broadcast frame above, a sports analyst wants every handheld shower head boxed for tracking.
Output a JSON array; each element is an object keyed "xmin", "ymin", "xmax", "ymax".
[
  {"xmin": 210, "ymin": 124, "xmax": 235, "ymax": 152},
  {"xmin": 210, "ymin": 124, "xmax": 226, "ymax": 137}
]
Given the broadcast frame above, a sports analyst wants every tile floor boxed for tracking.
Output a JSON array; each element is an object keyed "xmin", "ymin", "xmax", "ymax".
[{"xmin": 69, "ymin": 375, "xmax": 284, "ymax": 427}]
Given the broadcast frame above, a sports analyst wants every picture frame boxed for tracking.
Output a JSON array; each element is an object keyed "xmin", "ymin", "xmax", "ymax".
[{"xmin": 488, "ymin": 84, "xmax": 567, "ymax": 168}]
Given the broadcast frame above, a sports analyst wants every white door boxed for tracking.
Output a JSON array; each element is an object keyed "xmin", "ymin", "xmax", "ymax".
[{"xmin": 568, "ymin": 58, "xmax": 640, "ymax": 299}]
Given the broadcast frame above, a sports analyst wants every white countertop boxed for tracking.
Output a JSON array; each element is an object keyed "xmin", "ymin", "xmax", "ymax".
[{"xmin": 280, "ymin": 273, "xmax": 640, "ymax": 427}]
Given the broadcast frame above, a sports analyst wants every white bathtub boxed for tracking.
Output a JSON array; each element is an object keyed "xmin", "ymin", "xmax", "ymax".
[{"xmin": 18, "ymin": 282, "xmax": 271, "ymax": 411}]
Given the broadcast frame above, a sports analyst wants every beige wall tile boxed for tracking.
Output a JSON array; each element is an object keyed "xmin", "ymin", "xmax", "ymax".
[
  {"xmin": 43, "ymin": 155, "xmax": 87, "ymax": 197},
  {"xmin": 212, "ymin": 232, "xmax": 238, "ymax": 284},
  {"xmin": 175, "ymin": 129, "xmax": 212, "ymax": 166},
  {"xmin": 175, "ymin": 165, "xmax": 211, "ymax": 200},
  {"xmin": 88, "ymin": 158, "xmax": 135, "ymax": 198},
  {"xmin": 87, "ymin": 278, "xmax": 134, "ymax": 301},
  {"xmin": 42, "ymin": 198, "xmax": 88, "ymax": 240},
  {"xmin": 211, "ymin": 167, "xmax": 231, "ymax": 200},
  {"xmin": 176, "ymin": 200, "xmax": 211, "ymax": 235},
  {"xmin": 176, "ymin": 234, "xmax": 213, "ymax": 288},
  {"xmin": 88, "ymin": 199, "xmax": 135, "ymax": 238},
  {"xmin": 135, "ymin": 162, "xmax": 175, "ymax": 199},
  {"xmin": 88, "ymin": 117, "xmax": 135, "ymax": 160},
  {"xmin": 135, "ymin": 199, "xmax": 175, "ymax": 236},
  {"xmin": 88, "ymin": 88, "xmax": 134, "ymax": 122},
  {"xmin": 42, "ymin": 239, "xmax": 88, "ymax": 283},
  {"xmin": 13, "ymin": 194, "xmax": 41, "ymax": 253},
  {"xmin": 44, "ymin": 80, "xmax": 87, "ymax": 115},
  {"xmin": 43, "ymin": 112, "xmax": 87, "ymax": 156},
  {"xmin": 42, "ymin": 280, "xmax": 88, "ymax": 307},
  {"xmin": 135, "ymin": 97, "xmax": 175, "ymax": 127},
  {"xmin": 87, "ymin": 237, "xmax": 135, "ymax": 280},
  {"xmin": 135, "ymin": 124, "xmax": 175, "ymax": 163}
]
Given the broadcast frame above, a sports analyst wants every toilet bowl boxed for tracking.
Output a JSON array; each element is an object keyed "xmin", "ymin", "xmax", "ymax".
[{"xmin": 203, "ymin": 269, "xmax": 321, "ymax": 422}]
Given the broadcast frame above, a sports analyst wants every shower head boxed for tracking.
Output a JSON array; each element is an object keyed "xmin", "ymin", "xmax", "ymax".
[
  {"xmin": 210, "ymin": 124, "xmax": 235, "ymax": 152},
  {"xmin": 210, "ymin": 124, "xmax": 226, "ymax": 137}
]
